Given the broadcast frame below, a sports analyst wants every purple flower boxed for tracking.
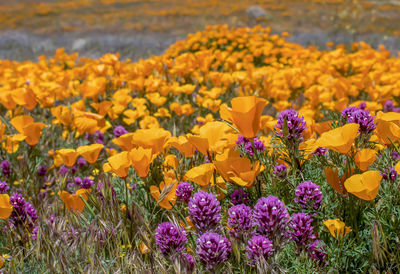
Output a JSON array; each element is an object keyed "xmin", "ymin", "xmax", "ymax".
[
  {"xmin": 313, "ymin": 147, "xmax": 327, "ymax": 156},
  {"xmin": 32, "ymin": 226, "xmax": 39, "ymax": 240},
  {"xmin": 289, "ymin": 213, "xmax": 316, "ymax": 248},
  {"xmin": 155, "ymin": 222, "xmax": 187, "ymax": 254},
  {"xmin": 37, "ymin": 165, "xmax": 47, "ymax": 176},
  {"xmin": 71, "ymin": 165, "xmax": 77, "ymax": 174},
  {"xmin": 114, "ymin": 126, "xmax": 129, "ymax": 138},
  {"xmin": 230, "ymin": 189, "xmax": 250, "ymax": 205},
  {"xmin": 383, "ymin": 100, "xmax": 400, "ymax": 113},
  {"xmin": 391, "ymin": 151, "xmax": 400, "ymax": 160},
  {"xmin": 246, "ymin": 235, "xmax": 274, "ymax": 265},
  {"xmin": 81, "ymin": 177, "xmax": 94, "ymax": 189},
  {"xmin": 9, "ymin": 193, "xmax": 37, "ymax": 229},
  {"xmin": 273, "ymin": 164, "xmax": 287, "ymax": 179},
  {"xmin": 0, "ymin": 181, "xmax": 9, "ymax": 194},
  {"xmin": 1, "ymin": 160, "xmax": 11, "ymax": 177},
  {"xmin": 359, "ymin": 102, "xmax": 366, "ymax": 110},
  {"xmin": 181, "ymin": 253, "xmax": 195, "ymax": 272},
  {"xmin": 341, "ymin": 106, "xmax": 376, "ymax": 135},
  {"xmin": 196, "ymin": 232, "xmax": 231, "ymax": 270},
  {"xmin": 252, "ymin": 196, "xmax": 290, "ymax": 242},
  {"xmin": 74, "ymin": 177, "xmax": 83, "ymax": 186},
  {"xmin": 294, "ymin": 181, "xmax": 323, "ymax": 210},
  {"xmin": 59, "ymin": 165, "xmax": 69, "ymax": 176},
  {"xmin": 236, "ymin": 136, "xmax": 265, "ymax": 156},
  {"xmin": 176, "ymin": 182, "xmax": 193, "ymax": 202},
  {"xmin": 227, "ymin": 204, "xmax": 252, "ymax": 238},
  {"xmin": 308, "ymin": 240, "xmax": 327, "ymax": 265},
  {"xmin": 275, "ymin": 109, "xmax": 307, "ymax": 144},
  {"xmin": 381, "ymin": 167, "xmax": 397, "ymax": 181},
  {"xmin": 188, "ymin": 191, "xmax": 221, "ymax": 232},
  {"xmin": 77, "ymin": 157, "xmax": 87, "ymax": 168}
]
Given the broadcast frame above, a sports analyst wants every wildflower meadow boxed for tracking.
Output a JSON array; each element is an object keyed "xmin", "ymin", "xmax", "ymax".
[{"xmin": 0, "ymin": 11, "xmax": 399, "ymax": 274}]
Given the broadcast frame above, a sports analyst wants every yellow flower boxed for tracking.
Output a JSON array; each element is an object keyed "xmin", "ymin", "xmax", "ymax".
[
  {"xmin": 220, "ymin": 96, "xmax": 267, "ymax": 139},
  {"xmin": 315, "ymin": 124, "xmax": 359, "ymax": 154},
  {"xmin": 324, "ymin": 219, "xmax": 352, "ymax": 239},
  {"xmin": 344, "ymin": 170, "xmax": 382, "ymax": 201},
  {"xmin": 0, "ymin": 194, "xmax": 13, "ymax": 219}
]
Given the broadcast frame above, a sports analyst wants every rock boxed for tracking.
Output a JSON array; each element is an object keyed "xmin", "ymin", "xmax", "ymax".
[
  {"xmin": 246, "ymin": 6, "xmax": 273, "ymax": 20},
  {"xmin": 72, "ymin": 38, "xmax": 87, "ymax": 51}
]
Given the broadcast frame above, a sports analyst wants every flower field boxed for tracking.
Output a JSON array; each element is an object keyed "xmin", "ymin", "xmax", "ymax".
[{"xmin": 0, "ymin": 24, "xmax": 399, "ymax": 272}]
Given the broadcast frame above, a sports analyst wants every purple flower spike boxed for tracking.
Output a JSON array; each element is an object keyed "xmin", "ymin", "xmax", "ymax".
[
  {"xmin": 114, "ymin": 126, "xmax": 129, "ymax": 138},
  {"xmin": 77, "ymin": 157, "xmax": 87, "ymax": 168},
  {"xmin": 236, "ymin": 135, "xmax": 266, "ymax": 156},
  {"xmin": 275, "ymin": 109, "xmax": 307, "ymax": 144},
  {"xmin": 313, "ymin": 147, "xmax": 327, "ymax": 156},
  {"xmin": 188, "ymin": 191, "xmax": 221, "ymax": 232},
  {"xmin": 391, "ymin": 151, "xmax": 400, "ymax": 160},
  {"xmin": 155, "ymin": 222, "xmax": 187, "ymax": 254},
  {"xmin": 37, "ymin": 165, "xmax": 47, "ymax": 176},
  {"xmin": 381, "ymin": 167, "xmax": 397, "ymax": 181},
  {"xmin": 294, "ymin": 181, "xmax": 323, "ymax": 210},
  {"xmin": 341, "ymin": 106, "xmax": 376, "ymax": 135},
  {"xmin": 252, "ymin": 196, "xmax": 290, "ymax": 242},
  {"xmin": 0, "ymin": 181, "xmax": 9, "ymax": 194},
  {"xmin": 289, "ymin": 212, "xmax": 316, "ymax": 248},
  {"xmin": 273, "ymin": 164, "xmax": 287, "ymax": 179},
  {"xmin": 308, "ymin": 240, "xmax": 327, "ymax": 265},
  {"xmin": 230, "ymin": 189, "xmax": 250, "ymax": 205},
  {"xmin": 227, "ymin": 204, "xmax": 252, "ymax": 238},
  {"xmin": 176, "ymin": 182, "xmax": 193, "ymax": 202},
  {"xmin": 196, "ymin": 232, "xmax": 231, "ymax": 270},
  {"xmin": 1, "ymin": 160, "xmax": 11, "ymax": 177},
  {"xmin": 246, "ymin": 235, "xmax": 274, "ymax": 265}
]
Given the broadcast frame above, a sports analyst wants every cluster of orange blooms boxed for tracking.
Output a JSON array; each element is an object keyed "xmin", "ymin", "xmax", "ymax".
[{"xmin": 0, "ymin": 25, "xmax": 399, "ymax": 241}]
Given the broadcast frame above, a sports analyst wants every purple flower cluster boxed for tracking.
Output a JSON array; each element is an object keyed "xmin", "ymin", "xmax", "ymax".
[
  {"xmin": 275, "ymin": 109, "xmax": 307, "ymax": 144},
  {"xmin": 273, "ymin": 164, "xmax": 287, "ymax": 179},
  {"xmin": 0, "ymin": 181, "xmax": 9, "ymax": 194},
  {"xmin": 308, "ymin": 240, "xmax": 327, "ymax": 265},
  {"xmin": 188, "ymin": 191, "xmax": 221, "ymax": 232},
  {"xmin": 37, "ymin": 165, "xmax": 47, "ymax": 176},
  {"xmin": 227, "ymin": 204, "xmax": 252, "ymax": 238},
  {"xmin": 294, "ymin": 181, "xmax": 323, "ymax": 210},
  {"xmin": 391, "ymin": 151, "xmax": 400, "ymax": 160},
  {"xmin": 236, "ymin": 135, "xmax": 265, "ymax": 156},
  {"xmin": 381, "ymin": 167, "xmax": 397, "ymax": 181},
  {"xmin": 85, "ymin": 130, "xmax": 104, "ymax": 144},
  {"xmin": 230, "ymin": 189, "xmax": 250, "ymax": 205},
  {"xmin": 1, "ymin": 160, "xmax": 11, "ymax": 177},
  {"xmin": 341, "ymin": 106, "xmax": 376, "ymax": 135},
  {"xmin": 383, "ymin": 100, "xmax": 400, "ymax": 113},
  {"xmin": 113, "ymin": 125, "xmax": 129, "ymax": 138},
  {"xmin": 181, "ymin": 253, "xmax": 195, "ymax": 272},
  {"xmin": 155, "ymin": 222, "xmax": 187, "ymax": 254},
  {"xmin": 288, "ymin": 213, "xmax": 316, "ymax": 249},
  {"xmin": 9, "ymin": 193, "xmax": 38, "ymax": 229},
  {"xmin": 246, "ymin": 235, "xmax": 274, "ymax": 264},
  {"xmin": 74, "ymin": 177, "xmax": 94, "ymax": 189},
  {"xmin": 313, "ymin": 147, "xmax": 327, "ymax": 157},
  {"xmin": 176, "ymin": 182, "xmax": 193, "ymax": 202},
  {"xmin": 196, "ymin": 232, "xmax": 231, "ymax": 270},
  {"xmin": 77, "ymin": 157, "xmax": 87, "ymax": 168},
  {"xmin": 252, "ymin": 196, "xmax": 290, "ymax": 242}
]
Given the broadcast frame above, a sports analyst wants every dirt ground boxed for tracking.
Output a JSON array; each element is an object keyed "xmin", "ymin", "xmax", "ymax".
[{"xmin": 1, "ymin": 0, "xmax": 400, "ymax": 60}]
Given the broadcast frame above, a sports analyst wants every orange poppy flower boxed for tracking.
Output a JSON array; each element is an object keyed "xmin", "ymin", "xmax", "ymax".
[
  {"xmin": 163, "ymin": 154, "xmax": 179, "ymax": 169},
  {"xmin": 103, "ymin": 151, "xmax": 131, "ymax": 178},
  {"xmin": 187, "ymin": 121, "xmax": 237, "ymax": 155},
  {"xmin": 168, "ymin": 135, "xmax": 195, "ymax": 157},
  {"xmin": 129, "ymin": 147, "xmax": 154, "ymax": 178},
  {"xmin": 354, "ymin": 149, "xmax": 377, "ymax": 171},
  {"xmin": 315, "ymin": 124, "xmax": 359, "ymax": 154},
  {"xmin": 213, "ymin": 149, "xmax": 264, "ymax": 187},
  {"xmin": 10, "ymin": 115, "xmax": 47, "ymax": 146},
  {"xmin": 59, "ymin": 189, "xmax": 91, "ymax": 212},
  {"xmin": 324, "ymin": 219, "xmax": 352, "ymax": 239},
  {"xmin": 57, "ymin": 149, "xmax": 79, "ymax": 167},
  {"xmin": 344, "ymin": 170, "xmax": 382, "ymax": 201},
  {"xmin": 0, "ymin": 194, "xmax": 13, "ymax": 219},
  {"xmin": 150, "ymin": 177, "xmax": 178, "ymax": 210},
  {"xmin": 76, "ymin": 143, "xmax": 104, "ymax": 164},
  {"xmin": 375, "ymin": 111, "xmax": 400, "ymax": 145},
  {"xmin": 220, "ymin": 96, "xmax": 267, "ymax": 139},
  {"xmin": 113, "ymin": 133, "xmax": 136, "ymax": 151},
  {"xmin": 184, "ymin": 163, "xmax": 215, "ymax": 186},
  {"xmin": 130, "ymin": 128, "xmax": 171, "ymax": 155}
]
